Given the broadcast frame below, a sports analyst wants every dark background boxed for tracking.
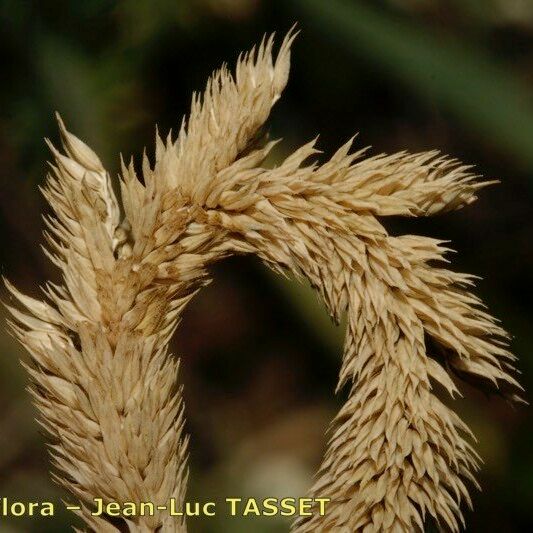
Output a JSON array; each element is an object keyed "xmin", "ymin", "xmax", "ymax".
[{"xmin": 0, "ymin": 1, "xmax": 532, "ymax": 531}]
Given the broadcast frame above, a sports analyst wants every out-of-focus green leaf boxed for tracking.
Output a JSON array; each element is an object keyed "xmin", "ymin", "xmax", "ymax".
[
  {"xmin": 266, "ymin": 270, "xmax": 345, "ymax": 355},
  {"xmin": 295, "ymin": 0, "xmax": 533, "ymax": 174}
]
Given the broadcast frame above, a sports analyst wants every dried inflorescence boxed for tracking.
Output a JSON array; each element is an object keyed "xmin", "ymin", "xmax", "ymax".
[{"xmin": 5, "ymin": 30, "xmax": 523, "ymax": 532}]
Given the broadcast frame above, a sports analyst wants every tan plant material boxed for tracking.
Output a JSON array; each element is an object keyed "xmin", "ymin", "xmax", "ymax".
[{"xmin": 5, "ymin": 30, "xmax": 523, "ymax": 532}]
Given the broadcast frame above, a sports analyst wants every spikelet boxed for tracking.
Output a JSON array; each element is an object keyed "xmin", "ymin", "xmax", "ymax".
[
  {"xmin": 5, "ymin": 29, "xmax": 522, "ymax": 532},
  {"xmin": 5, "ymin": 118, "xmax": 191, "ymax": 531}
]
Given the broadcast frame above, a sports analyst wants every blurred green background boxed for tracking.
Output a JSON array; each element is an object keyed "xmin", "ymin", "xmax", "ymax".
[{"xmin": 1, "ymin": 0, "xmax": 532, "ymax": 531}]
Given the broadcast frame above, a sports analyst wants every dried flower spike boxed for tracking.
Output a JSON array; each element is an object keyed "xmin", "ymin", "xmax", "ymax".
[{"xmin": 5, "ymin": 29, "xmax": 522, "ymax": 532}]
